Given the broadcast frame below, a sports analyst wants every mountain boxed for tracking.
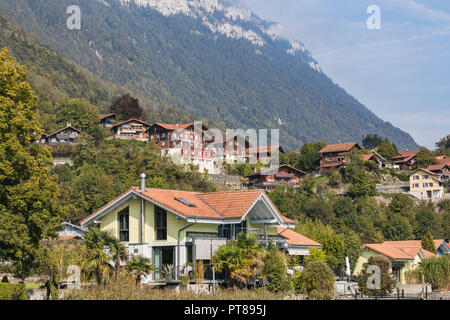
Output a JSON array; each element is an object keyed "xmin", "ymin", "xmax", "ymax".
[{"xmin": 0, "ymin": 0, "xmax": 419, "ymax": 150}]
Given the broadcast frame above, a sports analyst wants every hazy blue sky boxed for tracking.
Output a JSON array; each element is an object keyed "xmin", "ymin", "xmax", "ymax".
[{"xmin": 240, "ymin": 0, "xmax": 450, "ymax": 149}]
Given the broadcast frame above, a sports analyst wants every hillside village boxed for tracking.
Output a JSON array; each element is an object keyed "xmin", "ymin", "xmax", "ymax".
[
  {"xmin": 11, "ymin": 91, "xmax": 447, "ymax": 299},
  {"xmin": 1, "ymin": 47, "xmax": 450, "ymax": 301}
]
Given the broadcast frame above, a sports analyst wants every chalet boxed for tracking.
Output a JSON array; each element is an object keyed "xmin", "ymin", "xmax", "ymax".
[
  {"xmin": 426, "ymin": 157, "xmax": 450, "ymax": 180},
  {"xmin": 111, "ymin": 118, "xmax": 151, "ymax": 141},
  {"xmin": 362, "ymin": 150, "xmax": 386, "ymax": 169},
  {"xmin": 319, "ymin": 142, "xmax": 361, "ymax": 170},
  {"xmin": 37, "ymin": 124, "xmax": 84, "ymax": 166},
  {"xmin": 354, "ymin": 241, "xmax": 437, "ymax": 284},
  {"xmin": 391, "ymin": 150, "xmax": 420, "ymax": 170},
  {"xmin": 80, "ymin": 174, "xmax": 321, "ymax": 284},
  {"xmin": 246, "ymin": 164, "xmax": 307, "ymax": 190},
  {"xmin": 409, "ymin": 168, "xmax": 444, "ymax": 200},
  {"xmin": 99, "ymin": 113, "xmax": 117, "ymax": 128},
  {"xmin": 39, "ymin": 123, "xmax": 82, "ymax": 145},
  {"xmin": 147, "ymin": 122, "xmax": 217, "ymax": 174}
]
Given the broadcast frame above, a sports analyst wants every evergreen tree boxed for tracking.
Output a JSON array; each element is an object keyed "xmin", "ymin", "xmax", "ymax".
[
  {"xmin": 0, "ymin": 48, "xmax": 65, "ymax": 278},
  {"xmin": 421, "ymin": 231, "xmax": 437, "ymax": 254},
  {"xmin": 362, "ymin": 134, "xmax": 384, "ymax": 150}
]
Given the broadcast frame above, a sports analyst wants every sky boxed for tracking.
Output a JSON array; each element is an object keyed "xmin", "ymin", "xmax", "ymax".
[{"xmin": 240, "ymin": 0, "xmax": 450, "ymax": 149}]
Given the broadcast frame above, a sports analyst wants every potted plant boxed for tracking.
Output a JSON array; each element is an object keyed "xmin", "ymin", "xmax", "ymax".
[{"xmin": 161, "ymin": 264, "xmax": 174, "ymax": 282}]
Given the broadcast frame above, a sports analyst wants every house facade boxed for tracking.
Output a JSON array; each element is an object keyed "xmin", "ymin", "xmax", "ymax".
[
  {"xmin": 409, "ymin": 168, "xmax": 444, "ymax": 200},
  {"xmin": 353, "ymin": 241, "xmax": 436, "ymax": 284},
  {"xmin": 37, "ymin": 124, "xmax": 83, "ymax": 166},
  {"xmin": 426, "ymin": 157, "xmax": 450, "ymax": 180},
  {"xmin": 391, "ymin": 150, "xmax": 420, "ymax": 170},
  {"xmin": 39, "ymin": 123, "xmax": 82, "ymax": 145},
  {"xmin": 147, "ymin": 123, "xmax": 217, "ymax": 174},
  {"xmin": 111, "ymin": 119, "xmax": 151, "ymax": 141},
  {"xmin": 246, "ymin": 165, "xmax": 307, "ymax": 190},
  {"xmin": 99, "ymin": 113, "xmax": 117, "ymax": 128},
  {"xmin": 362, "ymin": 150, "xmax": 386, "ymax": 169},
  {"xmin": 80, "ymin": 174, "xmax": 320, "ymax": 284},
  {"xmin": 319, "ymin": 142, "xmax": 361, "ymax": 170}
]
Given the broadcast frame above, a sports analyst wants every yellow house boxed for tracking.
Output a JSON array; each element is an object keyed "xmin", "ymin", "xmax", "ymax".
[
  {"xmin": 409, "ymin": 168, "xmax": 444, "ymax": 200},
  {"xmin": 80, "ymin": 174, "xmax": 319, "ymax": 283},
  {"xmin": 353, "ymin": 241, "xmax": 436, "ymax": 284}
]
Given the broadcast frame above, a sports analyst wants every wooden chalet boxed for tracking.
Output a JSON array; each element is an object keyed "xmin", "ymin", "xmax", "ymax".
[
  {"xmin": 246, "ymin": 164, "xmax": 307, "ymax": 190},
  {"xmin": 99, "ymin": 113, "xmax": 117, "ymax": 128},
  {"xmin": 426, "ymin": 157, "xmax": 450, "ymax": 180},
  {"xmin": 111, "ymin": 118, "xmax": 151, "ymax": 141},
  {"xmin": 391, "ymin": 150, "xmax": 420, "ymax": 170},
  {"xmin": 319, "ymin": 142, "xmax": 361, "ymax": 170},
  {"xmin": 39, "ymin": 123, "xmax": 82, "ymax": 145}
]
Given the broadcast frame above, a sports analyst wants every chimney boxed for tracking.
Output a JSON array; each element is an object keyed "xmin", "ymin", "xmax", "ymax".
[{"xmin": 140, "ymin": 173, "xmax": 146, "ymax": 191}]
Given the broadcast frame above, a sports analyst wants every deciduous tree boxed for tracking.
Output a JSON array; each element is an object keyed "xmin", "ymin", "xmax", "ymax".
[{"xmin": 0, "ymin": 48, "xmax": 65, "ymax": 278}]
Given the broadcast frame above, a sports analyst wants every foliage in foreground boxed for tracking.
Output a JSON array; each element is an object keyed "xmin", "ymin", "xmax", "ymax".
[
  {"xmin": 419, "ymin": 256, "xmax": 450, "ymax": 290},
  {"xmin": 358, "ymin": 256, "xmax": 396, "ymax": 296},
  {"xmin": 0, "ymin": 283, "xmax": 27, "ymax": 300},
  {"xmin": 63, "ymin": 273, "xmax": 290, "ymax": 300},
  {"xmin": 0, "ymin": 48, "xmax": 65, "ymax": 279},
  {"xmin": 292, "ymin": 261, "xmax": 335, "ymax": 300}
]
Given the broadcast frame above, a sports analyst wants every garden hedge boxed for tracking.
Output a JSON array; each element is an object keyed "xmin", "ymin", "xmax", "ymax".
[{"xmin": 0, "ymin": 283, "xmax": 27, "ymax": 300}]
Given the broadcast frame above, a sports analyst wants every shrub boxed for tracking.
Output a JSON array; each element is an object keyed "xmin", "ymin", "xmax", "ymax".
[
  {"xmin": 419, "ymin": 256, "xmax": 450, "ymax": 290},
  {"xmin": 358, "ymin": 256, "xmax": 396, "ymax": 296},
  {"xmin": 262, "ymin": 246, "xmax": 291, "ymax": 293},
  {"xmin": 0, "ymin": 283, "xmax": 27, "ymax": 300},
  {"xmin": 404, "ymin": 269, "xmax": 422, "ymax": 284},
  {"xmin": 293, "ymin": 261, "xmax": 335, "ymax": 300}
]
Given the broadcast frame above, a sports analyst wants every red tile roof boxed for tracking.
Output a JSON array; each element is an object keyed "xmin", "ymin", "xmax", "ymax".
[
  {"xmin": 277, "ymin": 228, "xmax": 322, "ymax": 246},
  {"xmin": 319, "ymin": 142, "xmax": 360, "ymax": 154},
  {"xmin": 81, "ymin": 187, "xmax": 294, "ymax": 225},
  {"xmin": 362, "ymin": 243, "xmax": 416, "ymax": 260},
  {"xmin": 391, "ymin": 150, "xmax": 420, "ymax": 160},
  {"xmin": 197, "ymin": 189, "xmax": 264, "ymax": 218},
  {"xmin": 363, "ymin": 240, "xmax": 440, "ymax": 260}
]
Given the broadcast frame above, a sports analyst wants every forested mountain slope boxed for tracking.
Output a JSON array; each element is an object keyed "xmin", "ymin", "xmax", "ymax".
[{"xmin": 0, "ymin": 0, "xmax": 418, "ymax": 149}]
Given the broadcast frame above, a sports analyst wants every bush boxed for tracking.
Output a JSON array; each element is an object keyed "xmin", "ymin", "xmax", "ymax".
[
  {"xmin": 419, "ymin": 256, "xmax": 450, "ymax": 290},
  {"xmin": 293, "ymin": 261, "xmax": 335, "ymax": 300},
  {"xmin": 358, "ymin": 256, "xmax": 396, "ymax": 296},
  {"xmin": 262, "ymin": 246, "xmax": 291, "ymax": 293},
  {"xmin": 0, "ymin": 283, "xmax": 27, "ymax": 300}
]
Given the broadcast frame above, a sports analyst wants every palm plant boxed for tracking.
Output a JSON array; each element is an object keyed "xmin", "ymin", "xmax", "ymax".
[
  {"xmin": 126, "ymin": 255, "xmax": 155, "ymax": 286},
  {"xmin": 84, "ymin": 229, "xmax": 116, "ymax": 286},
  {"xmin": 86, "ymin": 248, "xmax": 113, "ymax": 287},
  {"xmin": 212, "ymin": 233, "xmax": 264, "ymax": 287},
  {"xmin": 107, "ymin": 237, "xmax": 129, "ymax": 282}
]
